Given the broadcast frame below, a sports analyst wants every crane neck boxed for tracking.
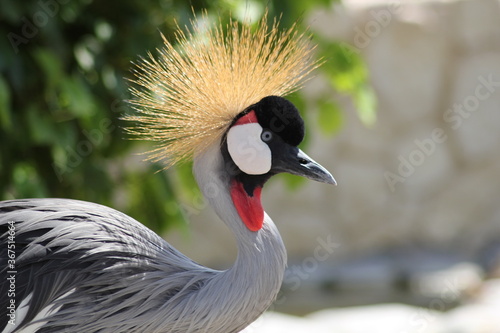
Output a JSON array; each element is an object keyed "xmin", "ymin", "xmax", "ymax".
[{"xmin": 193, "ymin": 142, "xmax": 287, "ymax": 324}]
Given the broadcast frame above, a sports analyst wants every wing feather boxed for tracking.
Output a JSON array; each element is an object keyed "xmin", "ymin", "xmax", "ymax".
[{"xmin": 0, "ymin": 199, "xmax": 212, "ymax": 333}]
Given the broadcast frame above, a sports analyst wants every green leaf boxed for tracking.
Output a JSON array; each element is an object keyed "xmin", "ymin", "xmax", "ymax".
[
  {"xmin": 0, "ymin": 76, "xmax": 11, "ymax": 129},
  {"xmin": 355, "ymin": 85, "xmax": 377, "ymax": 126},
  {"xmin": 60, "ymin": 76, "xmax": 95, "ymax": 118},
  {"xmin": 287, "ymin": 92, "xmax": 306, "ymax": 115},
  {"xmin": 26, "ymin": 106, "xmax": 57, "ymax": 145},
  {"xmin": 126, "ymin": 167, "xmax": 186, "ymax": 233},
  {"xmin": 316, "ymin": 38, "xmax": 377, "ymax": 127},
  {"xmin": 174, "ymin": 161, "xmax": 200, "ymax": 199},
  {"xmin": 13, "ymin": 162, "xmax": 48, "ymax": 198},
  {"xmin": 318, "ymin": 100, "xmax": 343, "ymax": 135},
  {"xmin": 33, "ymin": 49, "xmax": 64, "ymax": 89}
]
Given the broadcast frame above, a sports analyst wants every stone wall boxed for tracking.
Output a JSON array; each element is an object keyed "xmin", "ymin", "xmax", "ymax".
[
  {"xmin": 166, "ymin": 0, "xmax": 500, "ymax": 312},
  {"xmin": 301, "ymin": 0, "xmax": 500, "ymax": 260}
]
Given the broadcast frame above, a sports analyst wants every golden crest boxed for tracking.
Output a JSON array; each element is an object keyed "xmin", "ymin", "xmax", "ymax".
[{"xmin": 126, "ymin": 12, "xmax": 317, "ymax": 167}]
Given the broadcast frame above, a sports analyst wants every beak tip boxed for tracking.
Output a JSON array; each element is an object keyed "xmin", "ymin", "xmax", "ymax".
[
  {"xmin": 327, "ymin": 174, "xmax": 337, "ymax": 186},
  {"xmin": 284, "ymin": 148, "xmax": 337, "ymax": 186}
]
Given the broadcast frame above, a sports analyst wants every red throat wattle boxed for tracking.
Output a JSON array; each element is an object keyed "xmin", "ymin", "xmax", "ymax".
[{"xmin": 230, "ymin": 180, "xmax": 264, "ymax": 232}]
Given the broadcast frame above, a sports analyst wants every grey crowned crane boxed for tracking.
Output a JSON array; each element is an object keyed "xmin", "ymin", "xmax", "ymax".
[{"xmin": 0, "ymin": 14, "xmax": 336, "ymax": 333}]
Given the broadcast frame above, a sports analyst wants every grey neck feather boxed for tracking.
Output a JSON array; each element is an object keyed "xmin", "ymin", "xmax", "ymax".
[{"xmin": 192, "ymin": 141, "xmax": 287, "ymax": 332}]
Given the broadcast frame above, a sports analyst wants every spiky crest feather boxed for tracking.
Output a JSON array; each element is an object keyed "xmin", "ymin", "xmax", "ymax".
[{"xmin": 125, "ymin": 12, "xmax": 317, "ymax": 167}]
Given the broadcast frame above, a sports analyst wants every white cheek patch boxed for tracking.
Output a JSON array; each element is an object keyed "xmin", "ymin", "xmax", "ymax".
[{"xmin": 227, "ymin": 123, "xmax": 272, "ymax": 175}]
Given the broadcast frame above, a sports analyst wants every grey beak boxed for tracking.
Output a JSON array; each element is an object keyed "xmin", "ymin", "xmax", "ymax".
[{"xmin": 273, "ymin": 147, "xmax": 336, "ymax": 185}]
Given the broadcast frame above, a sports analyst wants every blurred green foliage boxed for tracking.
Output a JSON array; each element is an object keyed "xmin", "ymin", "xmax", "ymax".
[{"xmin": 0, "ymin": 0, "xmax": 375, "ymax": 233}]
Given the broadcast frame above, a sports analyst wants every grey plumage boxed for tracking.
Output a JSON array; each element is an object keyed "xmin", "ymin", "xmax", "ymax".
[
  {"xmin": 0, "ymin": 199, "xmax": 207, "ymax": 332},
  {"xmin": 0, "ymin": 142, "xmax": 287, "ymax": 333}
]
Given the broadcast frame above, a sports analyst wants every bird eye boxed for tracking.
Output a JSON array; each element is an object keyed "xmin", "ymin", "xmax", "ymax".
[{"xmin": 261, "ymin": 130, "xmax": 273, "ymax": 142}]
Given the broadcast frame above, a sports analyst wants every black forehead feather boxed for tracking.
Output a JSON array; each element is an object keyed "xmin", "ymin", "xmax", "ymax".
[{"xmin": 248, "ymin": 96, "xmax": 305, "ymax": 146}]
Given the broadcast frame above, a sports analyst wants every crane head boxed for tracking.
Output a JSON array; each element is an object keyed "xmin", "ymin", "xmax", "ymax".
[
  {"xmin": 223, "ymin": 95, "xmax": 336, "ymax": 231},
  {"xmin": 125, "ymin": 13, "xmax": 335, "ymax": 232}
]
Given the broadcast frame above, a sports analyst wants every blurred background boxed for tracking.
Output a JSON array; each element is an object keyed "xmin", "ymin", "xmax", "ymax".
[{"xmin": 1, "ymin": 0, "xmax": 500, "ymax": 332}]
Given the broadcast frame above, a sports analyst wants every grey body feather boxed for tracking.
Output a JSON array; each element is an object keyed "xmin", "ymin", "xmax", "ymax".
[{"xmin": 0, "ymin": 142, "xmax": 287, "ymax": 333}]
